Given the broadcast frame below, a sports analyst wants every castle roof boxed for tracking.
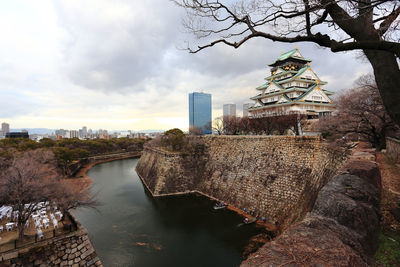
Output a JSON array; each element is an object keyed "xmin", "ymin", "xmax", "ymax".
[{"xmin": 268, "ymin": 48, "xmax": 311, "ymax": 67}]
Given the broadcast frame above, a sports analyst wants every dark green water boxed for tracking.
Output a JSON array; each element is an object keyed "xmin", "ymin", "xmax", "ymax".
[{"xmin": 74, "ymin": 158, "xmax": 263, "ymax": 267}]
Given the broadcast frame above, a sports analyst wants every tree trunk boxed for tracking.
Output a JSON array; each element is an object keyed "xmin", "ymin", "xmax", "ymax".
[
  {"xmin": 18, "ymin": 223, "xmax": 24, "ymax": 240},
  {"xmin": 364, "ymin": 50, "xmax": 400, "ymax": 126}
]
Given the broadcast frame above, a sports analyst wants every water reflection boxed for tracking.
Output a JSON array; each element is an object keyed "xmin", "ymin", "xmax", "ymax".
[{"xmin": 74, "ymin": 158, "xmax": 262, "ymax": 267}]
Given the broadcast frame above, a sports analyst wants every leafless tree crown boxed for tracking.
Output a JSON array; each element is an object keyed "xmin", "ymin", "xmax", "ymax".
[{"xmin": 174, "ymin": 0, "xmax": 400, "ymax": 55}]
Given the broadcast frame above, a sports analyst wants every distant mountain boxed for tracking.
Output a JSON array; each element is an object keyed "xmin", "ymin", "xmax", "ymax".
[{"xmin": 10, "ymin": 128, "xmax": 55, "ymax": 135}]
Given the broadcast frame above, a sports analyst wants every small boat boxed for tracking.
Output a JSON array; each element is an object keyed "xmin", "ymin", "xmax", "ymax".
[
  {"xmin": 213, "ymin": 202, "xmax": 228, "ymax": 210},
  {"xmin": 243, "ymin": 217, "xmax": 257, "ymax": 224}
]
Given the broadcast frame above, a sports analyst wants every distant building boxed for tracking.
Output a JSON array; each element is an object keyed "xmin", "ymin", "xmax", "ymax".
[
  {"xmin": 82, "ymin": 126, "xmax": 87, "ymax": 136},
  {"xmin": 243, "ymin": 103, "xmax": 252, "ymax": 117},
  {"xmin": 6, "ymin": 132, "xmax": 29, "ymax": 138},
  {"xmin": 55, "ymin": 129, "xmax": 68, "ymax": 137},
  {"xmin": 248, "ymin": 47, "xmax": 335, "ymax": 118},
  {"xmin": 69, "ymin": 130, "xmax": 79, "ymax": 138},
  {"xmin": 1, "ymin": 122, "xmax": 10, "ymax": 134},
  {"xmin": 189, "ymin": 92, "xmax": 212, "ymax": 135},
  {"xmin": 223, "ymin": 104, "xmax": 236, "ymax": 117}
]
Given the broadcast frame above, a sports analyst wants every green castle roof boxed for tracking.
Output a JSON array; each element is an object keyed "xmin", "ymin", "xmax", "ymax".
[{"xmin": 268, "ymin": 48, "xmax": 311, "ymax": 66}]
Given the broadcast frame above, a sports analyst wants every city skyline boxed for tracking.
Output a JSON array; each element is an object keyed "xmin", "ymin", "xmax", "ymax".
[{"xmin": 0, "ymin": 1, "xmax": 371, "ymax": 131}]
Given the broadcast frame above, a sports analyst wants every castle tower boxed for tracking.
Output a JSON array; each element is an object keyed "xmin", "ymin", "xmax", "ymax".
[{"xmin": 248, "ymin": 47, "xmax": 335, "ymax": 118}]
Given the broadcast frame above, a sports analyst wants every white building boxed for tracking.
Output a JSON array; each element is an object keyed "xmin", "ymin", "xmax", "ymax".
[
  {"xmin": 69, "ymin": 130, "xmax": 79, "ymax": 138},
  {"xmin": 223, "ymin": 104, "xmax": 236, "ymax": 117},
  {"xmin": 1, "ymin": 122, "xmax": 10, "ymax": 134},
  {"xmin": 243, "ymin": 103, "xmax": 252, "ymax": 117}
]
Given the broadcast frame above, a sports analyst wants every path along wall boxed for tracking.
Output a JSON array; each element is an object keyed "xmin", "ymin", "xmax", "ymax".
[{"xmin": 136, "ymin": 136, "xmax": 348, "ymax": 230}]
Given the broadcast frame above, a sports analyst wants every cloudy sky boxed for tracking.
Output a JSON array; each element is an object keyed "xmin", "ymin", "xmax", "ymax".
[{"xmin": 0, "ymin": 0, "xmax": 371, "ymax": 131}]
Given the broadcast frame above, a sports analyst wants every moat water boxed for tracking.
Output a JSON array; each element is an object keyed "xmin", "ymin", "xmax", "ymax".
[{"xmin": 74, "ymin": 158, "xmax": 263, "ymax": 267}]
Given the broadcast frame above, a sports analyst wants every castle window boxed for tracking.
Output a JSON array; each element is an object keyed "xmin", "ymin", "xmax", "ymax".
[{"xmin": 312, "ymin": 96, "xmax": 322, "ymax": 101}]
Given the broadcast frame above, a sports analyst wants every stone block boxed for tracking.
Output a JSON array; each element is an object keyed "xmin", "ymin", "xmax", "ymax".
[{"xmin": 2, "ymin": 251, "xmax": 18, "ymax": 261}]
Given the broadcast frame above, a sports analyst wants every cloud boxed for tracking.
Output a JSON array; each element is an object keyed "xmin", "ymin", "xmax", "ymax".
[
  {"xmin": 54, "ymin": 0, "xmax": 183, "ymax": 92},
  {"xmin": 0, "ymin": 0, "xmax": 375, "ymax": 131}
]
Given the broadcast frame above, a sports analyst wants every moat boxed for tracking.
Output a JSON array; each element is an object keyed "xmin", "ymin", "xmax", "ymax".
[{"xmin": 74, "ymin": 158, "xmax": 264, "ymax": 267}]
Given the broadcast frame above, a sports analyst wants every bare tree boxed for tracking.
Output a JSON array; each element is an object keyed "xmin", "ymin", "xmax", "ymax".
[
  {"xmin": 212, "ymin": 116, "xmax": 225, "ymax": 135},
  {"xmin": 318, "ymin": 75, "xmax": 399, "ymax": 149},
  {"xmin": 0, "ymin": 149, "xmax": 97, "ymax": 240},
  {"xmin": 223, "ymin": 115, "xmax": 242, "ymax": 135},
  {"xmin": 189, "ymin": 125, "xmax": 203, "ymax": 135},
  {"xmin": 174, "ymin": 0, "xmax": 400, "ymax": 126}
]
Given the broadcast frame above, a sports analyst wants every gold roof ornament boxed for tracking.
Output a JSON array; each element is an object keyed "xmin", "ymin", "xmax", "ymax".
[
  {"xmin": 296, "ymin": 45, "xmax": 299, "ymax": 50},
  {"xmin": 307, "ymin": 62, "xmax": 310, "ymax": 66},
  {"xmin": 316, "ymin": 79, "xmax": 320, "ymax": 85}
]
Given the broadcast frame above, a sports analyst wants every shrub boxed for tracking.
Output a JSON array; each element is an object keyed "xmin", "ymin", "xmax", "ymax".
[{"xmin": 161, "ymin": 128, "xmax": 186, "ymax": 151}]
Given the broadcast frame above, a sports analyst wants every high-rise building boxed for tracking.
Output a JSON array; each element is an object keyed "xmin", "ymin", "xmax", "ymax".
[
  {"xmin": 223, "ymin": 104, "xmax": 236, "ymax": 117},
  {"xmin": 1, "ymin": 122, "xmax": 10, "ymax": 134},
  {"xmin": 83, "ymin": 126, "xmax": 87, "ymax": 136},
  {"xmin": 189, "ymin": 92, "xmax": 212, "ymax": 135},
  {"xmin": 243, "ymin": 103, "xmax": 252, "ymax": 117},
  {"xmin": 69, "ymin": 130, "xmax": 79, "ymax": 138}
]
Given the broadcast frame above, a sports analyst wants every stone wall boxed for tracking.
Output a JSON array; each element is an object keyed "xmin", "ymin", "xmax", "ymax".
[
  {"xmin": 386, "ymin": 137, "xmax": 400, "ymax": 162},
  {"xmin": 136, "ymin": 135, "xmax": 348, "ymax": 230},
  {"xmin": 0, "ymin": 219, "xmax": 102, "ymax": 267},
  {"xmin": 241, "ymin": 145, "xmax": 381, "ymax": 266}
]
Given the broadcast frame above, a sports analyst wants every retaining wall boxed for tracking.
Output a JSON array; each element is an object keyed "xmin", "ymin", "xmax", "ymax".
[
  {"xmin": 241, "ymin": 145, "xmax": 381, "ymax": 266},
  {"xmin": 136, "ymin": 135, "xmax": 348, "ymax": 229},
  {"xmin": 0, "ymin": 216, "xmax": 102, "ymax": 267}
]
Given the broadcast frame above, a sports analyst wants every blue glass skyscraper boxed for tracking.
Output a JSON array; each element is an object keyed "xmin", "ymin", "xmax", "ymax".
[{"xmin": 189, "ymin": 92, "xmax": 212, "ymax": 135}]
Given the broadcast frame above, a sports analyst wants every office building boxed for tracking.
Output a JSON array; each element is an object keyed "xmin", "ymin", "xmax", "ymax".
[
  {"xmin": 243, "ymin": 103, "xmax": 252, "ymax": 117},
  {"xmin": 223, "ymin": 104, "xmax": 236, "ymax": 117},
  {"xmin": 69, "ymin": 130, "xmax": 79, "ymax": 138},
  {"xmin": 189, "ymin": 92, "xmax": 212, "ymax": 135},
  {"xmin": 1, "ymin": 122, "xmax": 10, "ymax": 134}
]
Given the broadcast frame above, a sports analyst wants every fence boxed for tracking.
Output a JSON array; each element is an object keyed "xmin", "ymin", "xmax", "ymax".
[{"xmin": 0, "ymin": 213, "xmax": 78, "ymax": 253}]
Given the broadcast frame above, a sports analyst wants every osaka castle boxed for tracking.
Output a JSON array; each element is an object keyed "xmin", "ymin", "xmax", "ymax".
[{"xmin": 248, "ymin": 47, "xmax": 335, "ymax": 118}]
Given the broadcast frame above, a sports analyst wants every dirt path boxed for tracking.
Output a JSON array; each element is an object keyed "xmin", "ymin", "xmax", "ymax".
[{"xmin": 376, "ymin": 152, "xmax": 400, "ymax": 231}]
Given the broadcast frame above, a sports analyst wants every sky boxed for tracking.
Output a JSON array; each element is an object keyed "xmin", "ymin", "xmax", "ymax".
[{"xmin": 0, "ymin": 0, "xmax": 372, "ymax": 131}]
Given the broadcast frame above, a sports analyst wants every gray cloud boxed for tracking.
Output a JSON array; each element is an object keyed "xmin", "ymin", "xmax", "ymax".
[
  {"xmin": 0, "ymin": 1, "xmax": 374, "ymax": 130},
  {"xmin": 54, "ymin": 0, "xmax": 183, "ymax": 92}
]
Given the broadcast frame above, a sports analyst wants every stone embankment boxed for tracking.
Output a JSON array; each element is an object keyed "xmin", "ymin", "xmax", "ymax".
[
  {"xmin": 241, "ymin": 144, "xmax": 381, "ymax": 266},
  {"xmin": 0, "ymin": 216, "xmax": 102, "ymax": 267},
  {"xmin": 136, "ymin": 136, "xmax": 348, "ymax": 230},
  {"xmin": 69, "ymin": 150, "xmax": 142, "ymax": 176}
]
